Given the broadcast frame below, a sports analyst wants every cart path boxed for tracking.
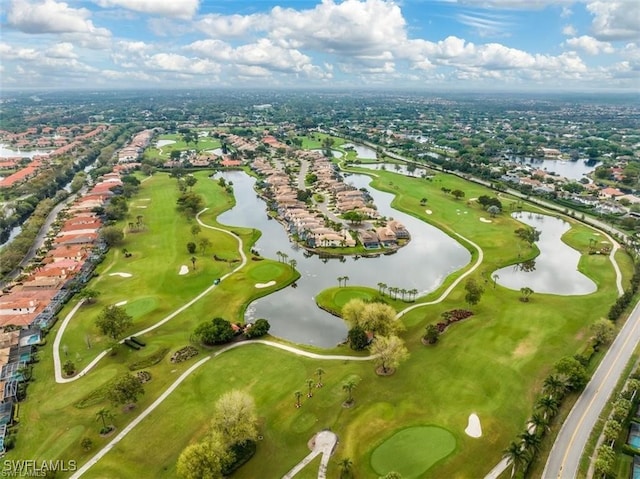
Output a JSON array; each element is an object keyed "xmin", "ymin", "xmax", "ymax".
[{"xmin": 70, "ymin": 341, "xmax": 370, "ymax": 478}]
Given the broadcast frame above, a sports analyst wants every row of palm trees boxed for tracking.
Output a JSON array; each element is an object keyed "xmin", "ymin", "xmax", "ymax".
[
  {"xmin": 275, "ymin": 250, "xmax": 297, "ymax": 270},
  {"xmin": 377, "ymin": 282, "xmax": 419, "ymax": 302},
  {"xmin": 502, "ymin": 374, "xmax": 567, "ymax": 477},
  {"xmin": 294, "ymin": 368, "xmax": 325, "ymax": 408}
]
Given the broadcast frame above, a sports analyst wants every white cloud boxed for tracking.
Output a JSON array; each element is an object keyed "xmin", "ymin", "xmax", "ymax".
[
  {"xmin": 45, "ymin": 42, "xmax": 77, "ymax": 58},
  {"xmin": 565, "ymin": 35, "xmax": 614, "ymax": 55},
  {"xmin": 196, "ymin": 13, "xmax": 264, "ymax": 38},
  {"xmin": 456, "ymin": 11, "xmax": 513, "ymax": 37},
  {"xmin": 587, "ymin": 0, "xmax": 640, "ymax": 41},
  {"xmin": 94, "ymin": 0, "xmax": 200, "ymax": 19},
  {"xmin": 436, "ymin": 0, "xmax": 576, "ymax": 9},
  {"xmin": 560, "ymin": 6, "xmax": 572, "ymax": 18},
  {"xmin": 562, "ymin": 24, "xmax": 577, "ymax": 36},
  {"xmin": 144, "ymin": 53, "xmax": 220, "ymax": 75},
  {"xmin": 7, "ymin": 0, "xmax": 110, "ymax": 36}
]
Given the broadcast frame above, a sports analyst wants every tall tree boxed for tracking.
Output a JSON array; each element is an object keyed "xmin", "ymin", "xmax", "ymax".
[
  {"xmin": 212, "ymin": 390, "xmax": 258, "ymax": 446},
  {"xmin": 176, "ymin": 432, "xmax": 229, "ymax": 479},
  {"xmin": 342, "ymin": 379, "xmax": 358, "ymax": 406},
  {"xmin": 464, "ymin": 278, "xmax": 484, "ymax": 306},
  {"xmin": 108, "ymin": 373, "xmax": 144, "ymax": 408},
  {"xmin": 503, "ymin": 441, "xmax": 528, "ymax": 478},
  {"xmin": 370, "ymin": 335, "xmax": 409, "ymax": 374},
  {"xmin": 95, "ymin": 305, "xmax": 133, "ymax": 340},
  {"xmin": 315, "ymin": 368, "xmax": 325, "ymax": 388}
]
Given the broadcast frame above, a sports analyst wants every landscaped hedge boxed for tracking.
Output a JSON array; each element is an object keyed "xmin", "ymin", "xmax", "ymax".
[
  {"xmin": 222, "ymin": 440, "xmax": 257, "ymax": 476},
  {"xmin": 128, "ymin": 347, "xmax": 169, "ymax": 371}
]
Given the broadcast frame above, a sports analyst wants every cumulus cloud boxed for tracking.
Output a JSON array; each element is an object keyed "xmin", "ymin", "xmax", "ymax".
[
  {"xmin": 94, "ymin": 0, "xmax": 200, "ymax": 19},
  {"xmin": 587, "ymin": 0, "xmax": 640, "ymax": 41},
  {"xmin": 565, "ymin": 35, "xmax": 615, "ymax": 55},
  {"xmin": 144, "ymin": 53, "xmax": 220, "ymax": 75},
  {"xmin": 562, "ymin": 24, "xmax": 577, "ymax": 36},
  {"xmin": 45, "ymin": 42, "xmax": 77, "ymax": 58},
  {"xmin": 7, "ymin": 0, "xmax": 110, "ymax": 36}
]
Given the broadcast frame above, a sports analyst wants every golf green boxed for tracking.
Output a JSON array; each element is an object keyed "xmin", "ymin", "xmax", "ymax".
[
  {"xmin": 370, "ymin": 426, "xmax": 456, "ymax": 478},
  {"xmin": 247, "ymin": 262, "xmax": 285, "ymax": 282}
]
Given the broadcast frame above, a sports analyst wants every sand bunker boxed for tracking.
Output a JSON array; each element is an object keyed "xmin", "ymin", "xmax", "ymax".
[
  {"xmin": 479, "ymin": 217, "xmax": 492, "ymax": 223},
  {"xmin": 115, "ymin": 301, "xmax": 128, "ymax": 307},
  {"xmin": 109, "ymin": 272, "xmax": 132, "ymax": 278},
  {"xmin": 136, "ymin": 205, "xmax": 148, "ymax": 209},
  {"xmin": 425, "ymin": 209, "xmax": 433, "ymax": 215},
  {"xmin": 255, "ymin": 280, "xmax": 276, "ymax": 289},
  {"xmin": 178, "ymin": 265, "xmax": 189, "ymax": 275},
  {"xmin": 465, "ymin": 413, "xmax": 482, "ymax": 438}
]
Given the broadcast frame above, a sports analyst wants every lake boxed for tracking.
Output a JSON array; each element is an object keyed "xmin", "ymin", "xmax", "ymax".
[
  {"xmin": 342, "ymin": 143, "xmax": 377, "ymax": 160},
  {"xmin": 216, "ymin": 170, "xmax": 470, "ymax": 347},
  {"xmin": 494, "ymin": 212, "xmax": 597, "ymax": 295}
]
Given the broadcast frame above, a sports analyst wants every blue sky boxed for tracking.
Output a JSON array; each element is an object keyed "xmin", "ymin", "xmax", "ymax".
[{"xmin": 0, "ymin": 0, "xmax": 638, "ymax": 91}]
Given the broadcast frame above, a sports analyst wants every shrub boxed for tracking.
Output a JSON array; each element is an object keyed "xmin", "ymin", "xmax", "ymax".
[
  {"xmin": 348, "ymin": 327, "xmax": 369, "ymax": 351},
  {"xmin": 222, "ymin": 440, "xmax": 257, "ymax": 476},
  {"xmin": 245, "ymin": 319, "xmax": 270, "ymax": 339},
  {"xmin": 194, "ymin": 317, "xmax": 234, "ymax": 345},
  {"xmin": 128, "ymin": 348, "xmax": 169, "ymax": 371}
]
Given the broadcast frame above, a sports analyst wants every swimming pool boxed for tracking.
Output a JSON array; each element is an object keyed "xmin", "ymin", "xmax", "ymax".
[
  {"xmin": 18, "ymin": 334, "xmax": 40, "ymax": 348},
  {"xmin": 628, "ymin": 423, "xmax": 640, "ymax": 450}
]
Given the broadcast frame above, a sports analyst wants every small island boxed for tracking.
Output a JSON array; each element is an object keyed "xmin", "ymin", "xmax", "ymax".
[{"xmin": 250, "ymin": 146, "xmax": 410, "ymax": 256}]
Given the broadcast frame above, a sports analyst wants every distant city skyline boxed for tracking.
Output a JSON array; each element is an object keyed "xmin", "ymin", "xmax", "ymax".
[{"xmin": 1, "ymin": 0, "xmax": 638, "ymax": 91}]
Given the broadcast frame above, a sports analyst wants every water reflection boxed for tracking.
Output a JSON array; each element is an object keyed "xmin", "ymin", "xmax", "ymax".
[
  {"xmin": 215, "ymin": 171, "xmax": 470, "ymax": 347},
  {"xmin": 494, "ymin": 213, "xmax": 597, "ymax": 295}
]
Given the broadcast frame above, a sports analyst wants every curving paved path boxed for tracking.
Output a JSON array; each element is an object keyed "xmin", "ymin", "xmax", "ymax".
[
  {"xmin": 53, "ymin": 208, "xmax": 246, "ymax": 383},
  {"xmin": 282, "ymin": 430, "xmax": 338, "ymax": 479},
  {"xmin": 70, "ymin": 340, "xmax": 371, "ymax": 478}
]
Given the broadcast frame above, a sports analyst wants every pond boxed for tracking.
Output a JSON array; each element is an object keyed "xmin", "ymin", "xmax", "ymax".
[
  {"xmin": 357, "ymin": 162, "xmax": 429, "ymax": 178},
  {"xmin": 216, "ymin": 171, "xmax": 470, "ymax": 347},
  {"xmin": 0, "ymin": 144, "xmax": 51, "ymax": 158},
  {"xmin": 494, "ymin": 212, "xmax": 597, "ymax": 295},
  {"xmin": 342, "ymin": 143, "xmax": 377, "ymax": 160},
  {"xmin": 310, "ymin": 148, "xmax": 343, "ymax": 158},
  {"xmin": 155, "ymin": 140, "xmax": 176, "ymax": 148},
  {"xmin": 506, "ymin": 155, "xmax": 601, "ymax": 181}
]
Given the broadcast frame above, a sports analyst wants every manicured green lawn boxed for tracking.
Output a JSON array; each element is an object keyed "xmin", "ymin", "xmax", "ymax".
[
  {"xmin": 12, "ymin": 161, "xmax": 631, "ymax": 479},
  {"xmin": 370, "ymin": 426, "xmax": 456, "ymax": 478}
]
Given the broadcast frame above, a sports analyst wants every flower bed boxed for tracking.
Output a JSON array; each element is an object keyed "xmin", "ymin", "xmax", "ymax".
[
  {"xmin": 170, "ymin": 346, "xmax": 199, "ymax": 363},
  {"xmin": 436, "ymin": 309, "xmax": 474, "ymax": 333}
]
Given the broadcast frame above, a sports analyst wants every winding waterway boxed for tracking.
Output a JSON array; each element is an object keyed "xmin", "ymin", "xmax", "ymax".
[
  {"xmin": 494, "ymin": 212, "xmax": 597, "ymax": 295},
  {"xmin": 216, "ymin": 171, "xmax": 470, "ymax": 347}
]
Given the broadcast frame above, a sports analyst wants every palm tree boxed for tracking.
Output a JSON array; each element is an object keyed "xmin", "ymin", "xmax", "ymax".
[
  {"xmin": 315, "ymin": 368, "xmax": 325, "ymax": 388},
  {"xmin": 281, "ymin": 252, "xmax": 289, "ymax": 264},
  {"xmin": 338, "ymin": 457, "xmax": 353, "ymax": 479},
  {"xmin": 343, "ymin": 276, "xmax": 349, "ymax": 287},
  {"xmin": 520, "ymin": 286, "xmax": 533, "ymax": 302},
  {"xmin": 276, "ymin": 251, "xmax": 283, "ymax": 263},
  {"xmin": 337, "ymin": 276, "xmax": 343, "ymax": 287},
  {"xmin": 543, "ymin": 375, "xmax": 567, "ymax": 400},
  {"xmin": 377, "ymin": 282, "xmax": 386, "ymax": 294},
  {"xmin": 400, "ymin": 288, "xmax": 407, "ymax": 301},
  {"xmin": 536, "ymin": 395, "xmax": 559, "ymax": 420},
  {"xmin": 519, "ymin": 429, "xmax": 541, "ymax": 456},
  {"xmin": 190, "ymin": 256, "xmax": 197, "ymax": 270},
  {"xmin": 294, "ymin": 390, "xmax": 302, "ymax": 408},
  {"xmin": 503, "ymin": 441, "xmax": 528, "ymax": 478},
  {"xmin": 409, "ymin": 288, "xmax": 418, "ymax": 301},
  {"xmin": 306, "ymin": 378, "xmax": 314, "ymax": 398},
  {"xmin": 529, "ymin": 412, "xmax": 549, "ymax": 435},
  {"xmin": 96, "ymin": 408, "xmax": 114, "ymax": 433},
  {"xmin": 492, "ymin": 273, "xmax": 499, "ymax": 289},
  {"xmin": 342, "ymin": 379, "xmax": 357, "ymax": 405},
  {"xmin": 289, "ymin": 259, "xmax": 297, "ymax": 270}
]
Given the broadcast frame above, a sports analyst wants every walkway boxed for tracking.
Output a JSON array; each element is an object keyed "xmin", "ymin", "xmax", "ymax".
[
  {"xmin": 282, "ymin": 430, "xmax": 338, "ymax": 479},
  {"xmin": 71, "ymin": 340, "xmax": 370, "ymax": 477},
  {"xmin": 53, "ymin": 207, "xmax": 247, "ymax": 383}
]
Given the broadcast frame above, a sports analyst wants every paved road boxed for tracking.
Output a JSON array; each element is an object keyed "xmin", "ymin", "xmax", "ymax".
[{"xmin": 543, "ymin": 299, "xmax": 640, "ymax": 478}]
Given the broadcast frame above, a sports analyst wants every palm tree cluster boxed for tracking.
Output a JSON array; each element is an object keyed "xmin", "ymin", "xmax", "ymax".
[
  {"xmin": 294, "ymin": 368, "xmax": 325, "ymax": 408},
  {"xmin": 503, "ymin": 373, "xmax": 570, "ymax": 477},
  {"xmin": 376, "ymin": 282, "xmax": 419, "ymax": 302}
]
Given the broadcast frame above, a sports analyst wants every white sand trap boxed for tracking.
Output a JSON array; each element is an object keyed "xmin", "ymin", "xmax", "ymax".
[
  {"xmin": 425, "ymin": 209, "xmax": 433, "ymax": 215},
  {"xmin": 140, "ymin": 198, "xmax": 151, "ymax": 201},
  {"xmin": 255, "ymin": 280, "xmax": 276, "ymax": 289},
  {"xmin": 479, "ymin": 217, "xmax": 492, "ymax": 223},
  {"xmin": 109, "ymin": 272, "xmax": 132, "ymax": 278},
  {"xmin": 178, "ymin": 265, "xmax": 189, "ymax": 275},
  {"xmin": 115, "ymin": 300, "xmax": 128, "ymax": 307},
  {"xmin": 465, "ymin": 413, "xmax": 482, "ymax": 438},
  {"xmin": 136, "ymin": 205, "xmax": 148, "ymax": 209}
]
